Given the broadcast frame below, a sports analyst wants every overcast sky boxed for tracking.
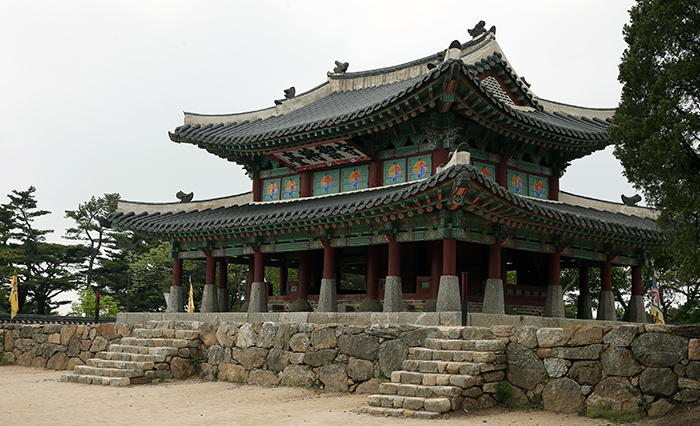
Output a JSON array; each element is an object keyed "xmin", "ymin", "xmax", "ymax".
[{"xmin": 2, "ymin": 1, "xmax": 638, "ymax": 310}]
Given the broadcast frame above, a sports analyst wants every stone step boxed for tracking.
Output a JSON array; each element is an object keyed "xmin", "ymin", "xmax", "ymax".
[
  {"xmin": 379, "ymin": 382, "xmax": 465, "ymax": 398},
  {"xmin": 424, "ymin": 338, "xmax": 506, "ymax": 352},
  {"xmin": 401, "ymin": 360, "xmax": 506, "ymax": 376},
  {"xmin": 143, "ymin": 320, "xmax": 201, "ymax": 330},
  {"xmin": 361, "ymin": 407, "xmax": 441, "ymax": 419},
  {"xmin": 73, "ymin": 365, "xmax": 144, "ymax": 378},
  {"xmin": 95, "ymin": 351, "xmax": 166, "ymax": 363},
  {"xmin": 131, "ymin": 328, "xmax": 199, "ymax": 340},
  {"xmin": 118, "ymin": 337, "xmax": 191, "ymax": 348},
  {"xmin": 108, "ymin": 344, "xmax": 179, "ymax": 357},
  {"xmin": 87, "ymin": 358, "xmax": 155, "ymax": 371},
  {"xmin": 367, "ymin": 395, "xmax": 456, "ymax": 413},
  {"xmin": 61, "ymin": 374, "xmax": 130, "ymax": 387},
  {"xmin": 413, "ymin": 347, "xmax": 505, "ymax": 363}
]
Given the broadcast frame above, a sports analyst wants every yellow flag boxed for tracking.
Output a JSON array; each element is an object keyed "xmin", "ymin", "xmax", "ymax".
[
  {"xmin": 10, "ymin": 272, "xmax": 19, "ymax": 319},
  {"xmin": 187, "ymin": 282, "xmax": 195, "ymax": 313}
]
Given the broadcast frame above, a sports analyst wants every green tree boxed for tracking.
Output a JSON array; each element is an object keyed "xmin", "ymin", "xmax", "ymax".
[
  {"xmin": 68, "ymin": 286, "xmax": 122, "ymax": 317},
  {"xmin": 64, "ymin": 193, "xmax": 119, "ymax": 289},
  {"xmin": 610, "ymin": 0, "xmax": 700, "ymax": 319}
]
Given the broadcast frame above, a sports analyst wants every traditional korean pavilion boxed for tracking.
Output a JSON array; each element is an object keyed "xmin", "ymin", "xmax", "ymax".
[{"xmin": 107, "ymin": 26, "xmax": 664, "ymax": 321}]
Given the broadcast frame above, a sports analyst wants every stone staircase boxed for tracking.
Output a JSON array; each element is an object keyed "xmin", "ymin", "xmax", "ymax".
[
  {"xmin": 60, "ymin": 321, "xmax": 200, "ymax": 386},
  {"xmin": 365, "ymin": 336, "xmax": 508, "ymax": 419}
]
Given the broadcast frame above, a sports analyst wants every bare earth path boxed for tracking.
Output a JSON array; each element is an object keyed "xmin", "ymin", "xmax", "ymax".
[{"xmin": 0, "ymin": 366, "xmax": 669, "ymax": 426}]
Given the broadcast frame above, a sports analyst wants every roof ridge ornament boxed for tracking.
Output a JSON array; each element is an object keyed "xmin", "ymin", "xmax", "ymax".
[
  {"xmin": 274, "ymin": 86, "xmax": 296, "ymax": 106},
  {"xmin": 621, "ymin": 194, "xmax": 642, "ymax": 207},
  {"xmin": 468, "ymin": 21, "xmax": 496, "ymax": 39},
  {"xmin": 444, "ymin": 39, "xmax": 462, "ymax": 61},
  {"xmin": 176, "ymin": 191, "xmax": 194, "ymax": 203},
  {"xmin": 333, "ymin": 60, "xmax": 349, "ymax": 74}
]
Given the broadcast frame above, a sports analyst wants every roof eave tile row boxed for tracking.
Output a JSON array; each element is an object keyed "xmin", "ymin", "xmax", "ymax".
[{"xmin": 107, "ymin": 164, "xmax": 663, "ymax": 244}]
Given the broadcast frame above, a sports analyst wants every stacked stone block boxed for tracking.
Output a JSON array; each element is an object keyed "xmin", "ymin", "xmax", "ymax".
[
  {"xmin": 365, "ymin": 331, "xmax": 508, "ymax": 418},
  {"xmin": 60, "ymin": 320, "xmax": 201, "ymax": 386}
]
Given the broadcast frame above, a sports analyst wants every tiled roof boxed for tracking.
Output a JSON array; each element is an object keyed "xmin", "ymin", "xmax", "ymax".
[
  {"xmin": 108, "ymin": 163, "xmax": 662, "ymax": 243},
  {"xmin": 170, "ymin": 59, "xmax": 610, "ymax": 150}
]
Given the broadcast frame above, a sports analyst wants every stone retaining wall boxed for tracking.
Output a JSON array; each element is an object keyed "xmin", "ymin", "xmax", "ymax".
[{"xmin": 1, "ymin": 323, "xmax": 124, "ymax": 370}]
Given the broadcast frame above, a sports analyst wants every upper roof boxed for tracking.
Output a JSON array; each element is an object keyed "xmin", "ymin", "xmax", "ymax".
[{"xmin": 169, "ymin": 32, "xmax": 614, "ymax": 171}]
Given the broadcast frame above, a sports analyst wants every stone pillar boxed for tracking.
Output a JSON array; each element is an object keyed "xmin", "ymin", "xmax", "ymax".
[
  {"xmin": 627, "ymin": 266, "xmax": 646, "ymax": 323},
  {"xmin": 318, "ymin": 246, "xmax": 337, "ymax": 312},
  {"xmin": 384, "ymin": 240, "xmax": 403, "ymax": 312},
  {"xmin": 248, "ymin": 252, "xmax": 267, "ymax": 313},
  {"xmin": 544, "ymin": 252, "xmax": 565, "ymax": 317},
  {"xmin": 437, "ymin": 238, "xmax": 460, "ymax": 311},
  {"xmin": 217, "ymin": 257, "xmax": 229, "ymax": 312},
  {"xmin": 201, "ymin": 254, "xmax": 218, "ymax": 312},
  {"xmin": 167, "ymin": 258, "xmax": 184, "ymax": 313},
  {"xmin": 577, "ymin": 264, "xmax": 593, "ymax": 319},
  {"xmin": 430, "ymin": 241, "xmax": 442, "ymax": 300},
  {"xmin": 597, "ymin": 259, "xmax": 616, "ymax": 321},
  {"xmin": 482, "ymin": 243, "xmax": 505, "ymax": 314}
]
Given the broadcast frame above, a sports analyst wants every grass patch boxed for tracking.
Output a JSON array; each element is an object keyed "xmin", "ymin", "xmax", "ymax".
[
  {"xmin": 0, "ymin": 354, "xmax": 8, "ymax": 366},
  {"xmin": 586, "ymin": 404, "xmax": 645, "ymax": 423},
  {"xmin": 528, "ymin": 394, "xmax": 544, "ymax": 410}
]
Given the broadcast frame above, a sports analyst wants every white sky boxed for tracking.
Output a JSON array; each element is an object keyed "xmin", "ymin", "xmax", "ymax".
[{"xmin": 1, "ymin": 1, "xmax": 638, "ymax": 311}]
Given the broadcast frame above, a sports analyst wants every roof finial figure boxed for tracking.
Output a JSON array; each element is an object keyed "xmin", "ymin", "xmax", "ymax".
[
  {"xmin": 284, "ymin": 86, "xmax": 296, "ymax": 99},
  {"xmin": 621, "ymin": 194, "xmax": 642, "ymax": 207},
  {"xmin": 468, "ymin": 21, "xmax": 496, "ymax": 38},
  {"xmin": 333, "ymin": 61, "xmax": 349, "ymax": 74},
  {"xmin": 176, "ymin": 191, "xmax": 194, "ymax": 203}
]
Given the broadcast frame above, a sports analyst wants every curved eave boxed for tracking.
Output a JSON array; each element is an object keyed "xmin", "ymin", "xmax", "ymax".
[{"xmin": 109, "ymin": 164, "xmax": 663, "ymax": 250}]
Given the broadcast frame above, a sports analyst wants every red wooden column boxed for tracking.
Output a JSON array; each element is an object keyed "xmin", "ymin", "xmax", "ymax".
[
  {"xmin": 279, "ymin": 265, "xmax": 288, "ymax": 296},
  {"xmin": 388, "ymin": 240, "xmax": 401, "ymax": 277},
  {"xmin": 201, "ymin": 253, "xmax": 218, "ymax": 312},
  {"xmin": 323, "ymin": 247, "xmax": 335, "ymax": 279},
  {"xmin": 549, "ymin": 174, "xmax": 560, "ymax": 201},
  {"xmin": 597, "ymin": 258, "xmax": 616, "ymax": 321},
  {"xmin": 217, "ymin": 257, "xmax": 229, "ymax": 312},
  {"xmin": 430, "ymin": 241, "xmax": 443, "ymax": 299},
  {"xmin": 488, "ymin": 244, "xmax": 501, "ymax": 279},
  {"xmin": 366, "ymin": 245, "xmax": 379, "ymax": 300},
  {"xmin": 631, "ymin": 266, "xmax": 642, "ymax": 296},
  {"xmin": 577, "ymin": 264, "xmax": 592, "ymax": 319},
  {"xmin": 298, "ymin": 251, "xmax": 311, "ymax": 301},
  {"xmin": 544, "ymin": 252, "xmax": 564, "ymax": 317},
  {"xmin": 368, "ymin": 161, "xmax": 382, "ymax": 188},
  {"xmin": 247, "ymin": 256, "xmax": 255, "ymax": 300},
  {"xmin": 254, "ymin": 252, "xmax": 265, "ymax": 283},
  {"xmin": 496, "ymin": 157, "xmax": 507, "ymax": 187},
  {"xmin": 300, "ymin": 172, "xmax": 313, "ymax": 198},
  {"xmin": 432, "ymin": 148, "xmax": 449, "ymax": 173},
  {"xmin": 252, "ymin": 178, "xmax": 263, "ymax": 202},
  {"xmin": 172, "ymin": 258, "xmax": 183, "ymax": 287},
  {"xmin": 206, "ymin": 254, "xmax": 216, "ymax": 285},
  {"xmin": 628, "ymin": 265, "xmax": 646, "ymax": 323},
  {"xmin": 443, "ymin": 239, "xmax": 457, "ymax": 276}
]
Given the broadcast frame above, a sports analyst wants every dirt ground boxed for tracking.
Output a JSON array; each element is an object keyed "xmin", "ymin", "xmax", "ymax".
[{"xmin": 1, "ymin": 366, "xmax": 698, "ymax": 426}]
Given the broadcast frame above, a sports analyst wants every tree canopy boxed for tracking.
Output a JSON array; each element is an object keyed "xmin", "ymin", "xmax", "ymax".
[{"xmin": 611, "ymin": 0, "xmax": 700, "ymax": 321}]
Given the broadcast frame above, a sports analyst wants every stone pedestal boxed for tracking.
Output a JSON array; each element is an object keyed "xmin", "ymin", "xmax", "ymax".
[
  {"xmin": 247, "ymin": 282, "xmax": 267, "ymax": 313},
  {"xmin": 577, "ymin": 294, "xmax": 592, "ymax": 319},
  {"xmin": 383, "ymin": 276, "xmax": 403, "ymax": 312},
  {"xmin": 201, "ymin": 284, "xmax": 218, "ymax": 313},
  {"xmin": 217, "ymin": 287, "xmax": 229, "ymax": 313},
  {"xmin": 597, "ymin": 290, "xmax": 617, "ymax": 321},
  {"xmin": 627, "ymin": 294, "xmax": 647, "ymax": 323},
  {"xmin": 482, "ymin": 278, "xmax": 505, "ymax": 314},
  {"xmin": 436, "ymin": 275, "xmax": 460, "ymax": 312},
  {"xmin": 317, "ymin": 278, "xmax": 337, "ymax": 312},
  {"xmin": 544, "ymin": 285, "xmax": 565, "ymax": 318},
  {"xmin": 166, "ymin": 286, "xmax": 184, "ymax": 313}
]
